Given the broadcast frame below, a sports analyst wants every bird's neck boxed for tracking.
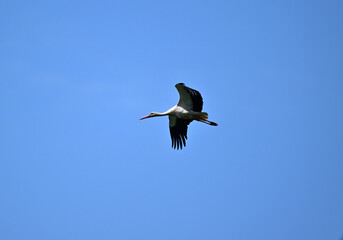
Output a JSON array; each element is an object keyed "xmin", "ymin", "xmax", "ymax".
[
  {"xmin": 155, "ymin": 111, "xmax": 169, "ymax": 117},
  {"xmin": 153, "ymin": 107, "xmax": 175, "ymax": 117}
]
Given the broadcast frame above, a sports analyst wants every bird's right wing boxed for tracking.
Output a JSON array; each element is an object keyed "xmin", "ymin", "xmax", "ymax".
[
  {"xmin": 169, "ymin": 116, "xmax": 192, "ymax": 150},
  {"xmin": 175, "ymin": 83, "xmax": 203, "ymax": 112}
]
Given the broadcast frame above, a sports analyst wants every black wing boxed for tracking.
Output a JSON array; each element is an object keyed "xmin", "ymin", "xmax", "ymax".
[
  {"xmin": 169, "ymin": 116, "xmax": 192, "ymax": 150},
  {"xmin": 175, "ymin": 83, "xmax": 203, "ymax": 112}
]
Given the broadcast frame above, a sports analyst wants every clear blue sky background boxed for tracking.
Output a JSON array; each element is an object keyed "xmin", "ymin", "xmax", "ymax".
[{"xmin": 1, "ymin": 1, "xmax": 342, "ymax": 239}]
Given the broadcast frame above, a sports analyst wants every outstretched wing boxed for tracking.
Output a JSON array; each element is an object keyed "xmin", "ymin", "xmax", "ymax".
[
  {"xmin": 175, "ymin": 83, "xmax": 203, "ymax": 112},
  {"xmin": 169, "ymin": 116, "xmax": 192, "ymax": 150}
]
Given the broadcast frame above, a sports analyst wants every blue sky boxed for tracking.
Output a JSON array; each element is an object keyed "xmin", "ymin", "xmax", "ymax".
[{"xmin": 1, "ymin": 0, "xmax": 342, "ymax": 239}]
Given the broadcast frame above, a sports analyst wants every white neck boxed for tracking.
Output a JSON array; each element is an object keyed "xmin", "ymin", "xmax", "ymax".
[
  {"xmin": 154, "ymin": 111, "xmax": 169, "ymax": 116},
  {"xmin": 154, "ymin": 107, "xmax": 175, "ymax": 117}
]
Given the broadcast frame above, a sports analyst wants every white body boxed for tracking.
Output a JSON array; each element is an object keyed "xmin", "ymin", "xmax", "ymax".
[{"xmin": 165, "ymin": 106, "xmax": 198, "ymax": 120}]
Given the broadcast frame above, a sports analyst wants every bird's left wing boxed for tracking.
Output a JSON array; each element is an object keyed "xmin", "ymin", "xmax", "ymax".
[{"xmin": 169, "ymin": 116, "xmax": 192, "ymax": 150}]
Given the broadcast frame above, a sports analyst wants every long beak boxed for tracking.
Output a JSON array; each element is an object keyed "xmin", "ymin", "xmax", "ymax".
[{"xmin": 139, "ymin": 114, "xmax": 151, "ymax": 120}]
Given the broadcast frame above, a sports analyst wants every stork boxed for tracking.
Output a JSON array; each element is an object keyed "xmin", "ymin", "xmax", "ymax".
[{"xmin": 140, "ymin": 83, "xmax": 218, "ymax": 150}]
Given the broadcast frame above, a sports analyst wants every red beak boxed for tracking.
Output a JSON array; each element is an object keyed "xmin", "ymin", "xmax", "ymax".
[{"xmin": 139, "ymin": 114, "xmax": 151, "ymax": 120}]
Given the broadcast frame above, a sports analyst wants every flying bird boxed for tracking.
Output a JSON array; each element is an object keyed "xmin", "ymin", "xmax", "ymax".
[{"xmin": 140, "ymin": 83, "xmax": 218, "ymax": 150}]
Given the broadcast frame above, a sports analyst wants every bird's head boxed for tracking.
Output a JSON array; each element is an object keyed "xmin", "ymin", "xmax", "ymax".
[{"xmin": 139, "ymin": 112, "xmax": 158, "ymax": 120}]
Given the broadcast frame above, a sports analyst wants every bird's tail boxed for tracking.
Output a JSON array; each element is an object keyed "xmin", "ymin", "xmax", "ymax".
[
  {"xmin": 196, "ymin": 112, "xmax": 218, "ymax": 126},
  {"xmin": 198, "ymin": 112, "xmax": 208, "ymax": 120}
]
